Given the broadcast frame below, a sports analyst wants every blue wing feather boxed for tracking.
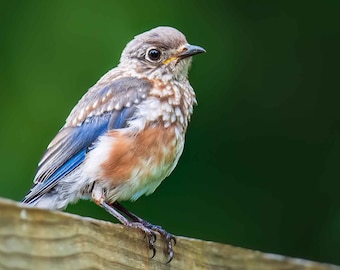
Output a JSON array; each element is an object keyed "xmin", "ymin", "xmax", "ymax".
[
  {"xmin": 41, "ymin": 115, "xmax": 110, "ymax": 186},
  {"xmin": 22, "ymin": 77, "xmax": 151, "ymax": 204},
  {"xmin": 22, "ymin": 113, "xmax": 112, "ymax": 203}
]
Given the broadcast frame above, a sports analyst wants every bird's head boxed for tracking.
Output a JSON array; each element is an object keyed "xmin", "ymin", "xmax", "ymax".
[{"xmin": 119, "ymin": 26, "xmax": 205, "ymax": 81}]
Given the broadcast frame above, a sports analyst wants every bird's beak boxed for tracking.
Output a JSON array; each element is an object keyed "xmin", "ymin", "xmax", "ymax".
[
  {"xmin": 178, "ymin": 44, "xmax": 206, "ymax": 59},
  {"xmin": 163, "ymin": 44, "xmax": 205, "ymax": 65}
]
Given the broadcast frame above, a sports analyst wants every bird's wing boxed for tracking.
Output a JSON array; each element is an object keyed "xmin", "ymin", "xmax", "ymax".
[{"xmin": 22, "ymin": 76, "xmax": 152, "ymax": 203}]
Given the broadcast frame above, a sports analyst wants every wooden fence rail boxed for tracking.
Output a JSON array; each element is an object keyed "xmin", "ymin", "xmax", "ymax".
[{"xmin": 0, "ymin": 198, "xmax": 338, "ymax": 270}]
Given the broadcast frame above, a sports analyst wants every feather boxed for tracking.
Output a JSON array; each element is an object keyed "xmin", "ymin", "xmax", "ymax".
[{"xmin": 22, "ymin": 77, "xmax": 152, "ymax": 204}]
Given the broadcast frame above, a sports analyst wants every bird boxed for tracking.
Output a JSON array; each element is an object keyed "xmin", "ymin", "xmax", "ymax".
[{"xmin": 21, "ymin": 26, "xmax": 205, "ymax": 262}]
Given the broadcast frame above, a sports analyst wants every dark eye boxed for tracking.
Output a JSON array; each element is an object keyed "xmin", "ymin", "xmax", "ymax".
[{"xmin": 147, "ymin": 48, "xmax": 161, "ymax": 62}]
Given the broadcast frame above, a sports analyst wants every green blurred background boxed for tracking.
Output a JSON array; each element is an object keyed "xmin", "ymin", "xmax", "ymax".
[{"xmin": 1, "ymin": 0, "xmax": 339, "ymax": 265}]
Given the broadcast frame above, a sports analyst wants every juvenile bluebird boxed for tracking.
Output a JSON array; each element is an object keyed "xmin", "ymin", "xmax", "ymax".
[{"xmin": 22, "ymin": 26, "xmax": 205, "ymax": 262}]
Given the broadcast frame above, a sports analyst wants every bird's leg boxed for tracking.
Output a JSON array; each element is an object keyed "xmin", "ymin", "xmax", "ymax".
[
  {"xmin": 100, "ymin": 201, "xmax": 157, "ymax": 257},
  {"xmin": 91, "ymin": 184, "xmax": 157, "ymax": 256},
  {"xmin": 112, "ymin": 201, "xmax": 176, "ymax": 263},
  {"xmin": 92, "ymin": 183, "xmax": 175, "ymax": 262}
]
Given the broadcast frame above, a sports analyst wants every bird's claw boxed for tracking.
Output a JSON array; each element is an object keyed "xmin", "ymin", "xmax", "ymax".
[
  {"xmin": 138, "ymin": 221, "xmax": 176, "ymax": 263},
  {"xmin": 130, "ymin": 220, "xmax": 175, "ymax": 262},
  {"xmin": 145, "ymin": 230, "xmax": 157, "ymax": 258}
]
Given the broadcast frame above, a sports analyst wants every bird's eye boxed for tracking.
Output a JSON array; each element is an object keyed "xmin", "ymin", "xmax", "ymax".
[{"xmin": 146, "ymin": 48, "xmax": 162, "ymax": 62}]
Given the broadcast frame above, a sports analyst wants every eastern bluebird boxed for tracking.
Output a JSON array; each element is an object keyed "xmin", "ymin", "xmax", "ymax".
[{"xmin": 21, "ymin": 26, "xmax": 205, "ymax": 262}]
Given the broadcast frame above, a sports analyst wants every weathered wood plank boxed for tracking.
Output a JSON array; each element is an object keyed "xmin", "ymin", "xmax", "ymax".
[{"xmin": 0, "ymin": 198, "xmax": 338, "ymax": 270}]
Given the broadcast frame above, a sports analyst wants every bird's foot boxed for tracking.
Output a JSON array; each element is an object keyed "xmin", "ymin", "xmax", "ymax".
[
  {"xmin": 138, "ymin": 220, "xmax": 176, "ymax": 263},
  {"xmin": 123, "ymin": 221, "xmax": 157, "ymax": 257},
  {"xmin": 100, "ymin": 201, "xmax": 176, "ymax": 262},
  {"xmin": 123, "ymin": 220, "xmax": 175, "ymax": 262}
]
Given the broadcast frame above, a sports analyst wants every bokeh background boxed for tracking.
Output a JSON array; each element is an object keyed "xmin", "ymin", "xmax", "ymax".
[{"xmin": 1, "ymin": 0, "xmax": 339, "ymax": 265}]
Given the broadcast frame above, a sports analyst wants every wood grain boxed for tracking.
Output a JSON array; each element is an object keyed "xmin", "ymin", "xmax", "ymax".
[{"xmin": 0, "ymin": 198, "xmax": 338, "ymax": 270}]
